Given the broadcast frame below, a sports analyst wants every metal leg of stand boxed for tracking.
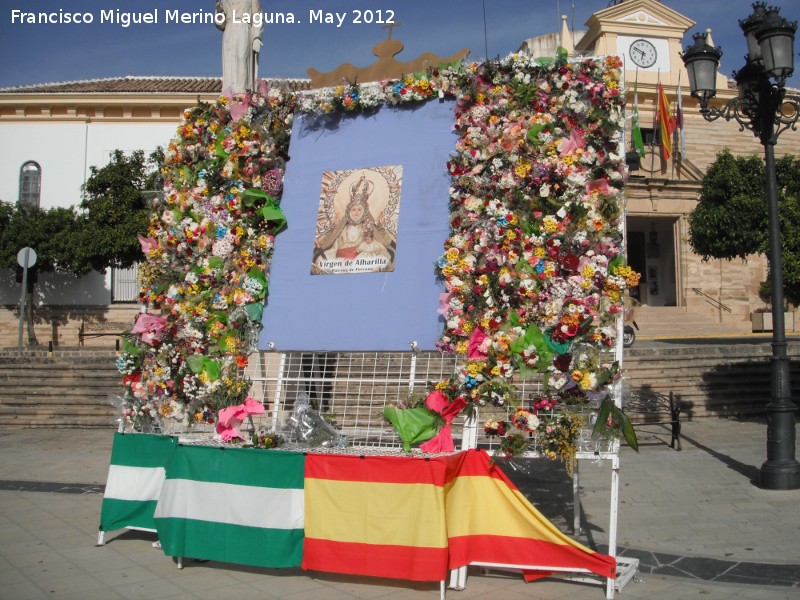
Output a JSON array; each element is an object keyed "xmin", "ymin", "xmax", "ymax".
[
  {"xmin": 606, "ymin": 453, "xmax": 620, "ymax": 599},
  {"xmin": 176, "ymin": 557, "xmax": 183, "ymax": 570},
  {"xmin": 448, "ymin": 566, "xmax": 467, "ymax": 590},
  {"xmin": 573, "ymin": 459, "xmax": 582, "ymax": 534},
  {"xmin": 96, "ymin": 530, "xmax": 105, "ymax": 546},
  {"xmin": 440, "ymin": 579, "xmax": 446, "ymax": 599}
]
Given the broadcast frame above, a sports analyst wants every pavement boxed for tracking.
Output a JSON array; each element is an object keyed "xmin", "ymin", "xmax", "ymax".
[{"xmin": 0, "ymin": 419, "xmax": 799, "ymax": 599}]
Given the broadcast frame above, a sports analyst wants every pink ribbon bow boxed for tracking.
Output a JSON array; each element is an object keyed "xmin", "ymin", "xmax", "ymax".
[
  {"xmin": 420, "ymin": 391, "xmax": 468, "ymax": 453},
  {"xmin": 130, "ymin": 313, "xmax": 167, "ymax": 345},
  {"xmin": 216, "ymin": 396, "xmax": 265, "ymax": 442}
]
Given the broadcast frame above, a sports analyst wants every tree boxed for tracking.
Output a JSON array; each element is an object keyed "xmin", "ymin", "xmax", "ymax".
[
  {"xmin": 0, "ymin": 203, "xmax": 78, "ymax": 272},
  {"xmin": 69, "ymin": 149, "xmax": 162, "ymax": 275},
  {"xmin": 0, "ymin": 148, "xmax": 163, "ymax": 277},
  {"xmin": 688, "ymin": 149, "xmax": 800, "ymax": 305}
]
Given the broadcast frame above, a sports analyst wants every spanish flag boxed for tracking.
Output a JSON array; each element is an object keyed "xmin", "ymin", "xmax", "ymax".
[
  {"xmin": 302, "ymin": 449, "xmax": 616, "ymax": 582},
  {"xmin": 446, "ymin": 450, "xmax": 616, "ymax": 579},
  {"xmin": 657, "ymin": 82, "xmax": 676, "ymax": 160}
]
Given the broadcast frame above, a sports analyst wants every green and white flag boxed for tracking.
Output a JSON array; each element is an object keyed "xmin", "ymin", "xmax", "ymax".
[
  {"xmin": 100, "ymin": 433, "xmax": 177, "ymax": 533},
  {"xmin": 154, "ymin": 444, "xmax": 305, "ymax": 568}
]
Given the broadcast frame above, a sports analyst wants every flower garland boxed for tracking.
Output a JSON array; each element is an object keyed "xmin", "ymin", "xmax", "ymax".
[
  {"xmin": 425, "ymin": 53, "xmax": 640, "ymax": 456},
  {"xmin": 119, "ymin": 84, "xmax": 295, "ymax": 429},
  {"xmin": 117, "ymin": 53, "xmax": 639, "ymax": 455}
]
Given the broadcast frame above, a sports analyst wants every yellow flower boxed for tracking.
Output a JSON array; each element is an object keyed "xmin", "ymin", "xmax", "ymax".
[
  {"xmin": 456, "ymin": 340, "xmax": 469, "ymax": 354},
  {"xmin": 445, "ymin": 247, "xmax": 460, "ymax": 263},
  {"xmin": 542, "ymin": 216, "xmax": 558, "ymax": 233}
]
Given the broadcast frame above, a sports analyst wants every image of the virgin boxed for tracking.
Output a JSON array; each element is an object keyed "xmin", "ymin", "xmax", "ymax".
[{"xmin": 315, "ymin": 176, "xmax": 393, "ymax": 263}]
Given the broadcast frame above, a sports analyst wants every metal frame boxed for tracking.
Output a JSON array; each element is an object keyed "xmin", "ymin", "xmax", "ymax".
[{"xmin": 247, "ymin": 349, "xmax": 633, "ymax": 599}]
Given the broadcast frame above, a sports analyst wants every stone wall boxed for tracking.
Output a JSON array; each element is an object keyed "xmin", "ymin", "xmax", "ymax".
[{"xmin": 0, "ymin": 304, "xmax": 139, "ymax": 350}]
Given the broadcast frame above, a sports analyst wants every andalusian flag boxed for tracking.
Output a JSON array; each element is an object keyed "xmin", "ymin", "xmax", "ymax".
[
  {"xmin": 153, "ymin": 445, "xmax": 305, "ymax": 568},
  {"xmin": 631, "ymin": 71, "xmax": 645, "ymax": 157},
  {"xmin": 302, "ymin": 450, "xmax": 616, "ymax": 582},
  {"xmin": 657, "ymin": 82, "xmax": 676, "ymax": 160},
  {"xmin": 100, "ymin": 433, "xmax": 177, "ymax": 534}
]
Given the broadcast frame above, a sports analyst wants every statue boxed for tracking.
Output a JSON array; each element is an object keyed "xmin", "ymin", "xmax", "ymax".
[{"xmin": 215, "ymin": 0, "xmax": 264, "ymax": 92}]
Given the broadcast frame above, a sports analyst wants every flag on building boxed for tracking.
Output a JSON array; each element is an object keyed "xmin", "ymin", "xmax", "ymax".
[
  {"xmin": 632, "ymin": 72, "xmax": 645, "ymax": 157},
  {"xmin": 676, "ymin": 78, "xmax": 687, "ymax": 158},
  {"xmin": 657, "ymin": 82, "xmax": 676, "ymax": 160},
  {"xmin": 153, "ymin": 445, "xmax": 305, "ymax": 568},
  {"xmin": 100, "ymin": 432, "xmax": 177, "ymax": 534}
]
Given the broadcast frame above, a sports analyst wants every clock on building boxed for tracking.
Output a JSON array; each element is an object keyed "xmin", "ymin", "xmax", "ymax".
[{"xmin": 629, "ymin": 38, "xmax": 658, "ymax": 68}]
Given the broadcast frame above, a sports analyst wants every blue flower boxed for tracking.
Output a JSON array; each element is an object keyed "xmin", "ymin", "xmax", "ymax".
[{"xmin": 216, "ymin": 225, "xmax": 227, "ymax": 238}]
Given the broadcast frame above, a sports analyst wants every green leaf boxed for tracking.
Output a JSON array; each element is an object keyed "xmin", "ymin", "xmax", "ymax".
[
  {"xmin": 526, "ymin": 122, "xmax": 554, "ymax": 147},
  {"xmin": 544, "ymin": 328, "xmax": 571, "ymax": 354},
  {"xmin": 592, "ymin": 399, "xmax": 612, "ymax": 439},
  {"xmin": 245, "ymin": 302, "xmax": 264, "ymax": 323},
  {"xmin": 208, "ymin": 256, "xmax": 224, "ymax": 270},
  {"xmin": 186, "ymin": 355, "xmax": 221, "ymax": 381},
  {"xmin": 121, "ymin": 338, "xmax": 141, "ymax": 357},
  {"xmin": 257, "ymin": 203, "xmax": 287, "ymax": 234},
  {"xmin": 383, "ymin": 407, "xmax": 438, "ymax": 452},
  {"xmin": 215, "ymin": 136, "xmax": 229, "ymax": 159},
  {"xmin": 242, "ymin": 187, "xmax": 272, "ymax": 207}
]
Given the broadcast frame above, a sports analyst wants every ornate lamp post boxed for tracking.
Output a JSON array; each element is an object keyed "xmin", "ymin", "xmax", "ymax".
[{"xmin": 682, "ymin": 2, "xmax": 800, "ymax": 490}]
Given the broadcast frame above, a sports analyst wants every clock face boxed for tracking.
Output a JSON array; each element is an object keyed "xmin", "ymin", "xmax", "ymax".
[{"xmin": 629, "ymin": 39, "xmax": 657, "ymax": 68}]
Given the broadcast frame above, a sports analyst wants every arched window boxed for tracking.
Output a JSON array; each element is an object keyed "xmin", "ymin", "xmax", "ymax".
[{"xmin": 19, "ymin": 161, "xmax": 41, "ymax": 207}]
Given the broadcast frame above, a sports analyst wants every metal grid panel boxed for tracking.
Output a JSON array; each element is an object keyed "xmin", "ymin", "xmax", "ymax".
[
  {"xmin": 247, "ymin": 349, "xmax": 618, "ymax": 457},
  {"xmin": 247, "ymin": 351, "xmax": 549, "ymax": 451},
  {"xmin": 249, "ymin": 351, "xmax": 460, "ymax": 448}
]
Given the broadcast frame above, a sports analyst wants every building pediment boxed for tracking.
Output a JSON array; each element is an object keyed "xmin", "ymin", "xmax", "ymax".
[
  {"xmin": 618, "ymin": 10, "xmax": 668, "ymax": 27},
  {"xmin": 578, "ymin": 0, "xmax": 695, "ymax": 52}
]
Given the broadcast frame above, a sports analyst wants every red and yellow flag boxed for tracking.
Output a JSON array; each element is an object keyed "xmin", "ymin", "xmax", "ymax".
[
  {"xmin": 302, "ymin": 450, "xmax": 616, "ymax": 582},
  {"xmin": 657, "ymin": 82, "xmax": 676, "ymax": 160}
]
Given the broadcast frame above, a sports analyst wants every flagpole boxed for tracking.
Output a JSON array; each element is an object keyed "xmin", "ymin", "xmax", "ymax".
[
  {"xmin": 671, "ymin": 73, "xmax": 676, "ymax": 179},
  {"xmin": 651, "ymin": 69, "xmax": 660, "ymax": 173}
]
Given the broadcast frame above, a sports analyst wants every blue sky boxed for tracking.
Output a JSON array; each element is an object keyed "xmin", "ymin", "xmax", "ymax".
[{"xmin": 0, "ymin": 0, "xmax": 797, "ymax": 88}]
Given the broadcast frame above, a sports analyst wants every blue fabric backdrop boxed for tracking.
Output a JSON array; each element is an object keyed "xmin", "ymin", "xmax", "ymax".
[{"xmin": 258, "ymin": 99, "xmax": 456, "ymax": 351}]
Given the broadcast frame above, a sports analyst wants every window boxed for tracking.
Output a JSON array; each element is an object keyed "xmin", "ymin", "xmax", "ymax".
[
  {"xmin": 19, "ymin": 161, "xmax": 41, "ymax": 207},
  {"xmin": 640, "ymin": 127, "xmax": 659, "ymax": 147}
]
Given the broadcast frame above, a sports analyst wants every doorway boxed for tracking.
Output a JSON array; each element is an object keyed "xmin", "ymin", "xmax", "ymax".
[{"xmin": 626, "ymin": 217, "xmax": 678, "ymax": 307}]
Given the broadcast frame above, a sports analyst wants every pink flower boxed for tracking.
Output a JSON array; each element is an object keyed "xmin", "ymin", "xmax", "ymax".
[
  {"xmin": 438, "ymin": 291, "xmax": 453, "ymax": 316},
  {"xmin": 131, "ymin": 313, "xmax": 168, "ymax": 345},
  {"xmin": 138, "ymin": 235, "xmax": 157, "ymax": 256},
  {"xmin": 467, "ymin": 328, "xmax": 489, "ymax": 360},
  {"xmin": 585, "ymin": 177, "xmax": 611, "ymax": 197},
  {"xmin": 560, "ymin": 129, "xmax": 586, "ymax": 156}
]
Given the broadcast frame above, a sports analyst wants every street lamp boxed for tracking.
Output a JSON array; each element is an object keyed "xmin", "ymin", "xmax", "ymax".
[{"xmin": 682, "ymin": 2, "xmax": 800, "ymax": 490}]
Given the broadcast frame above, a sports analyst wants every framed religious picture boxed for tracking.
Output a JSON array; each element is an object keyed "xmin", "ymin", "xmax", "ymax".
[{"xmin": 311, "ymin": 166, "xmax": 402, "ymax": 275}]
